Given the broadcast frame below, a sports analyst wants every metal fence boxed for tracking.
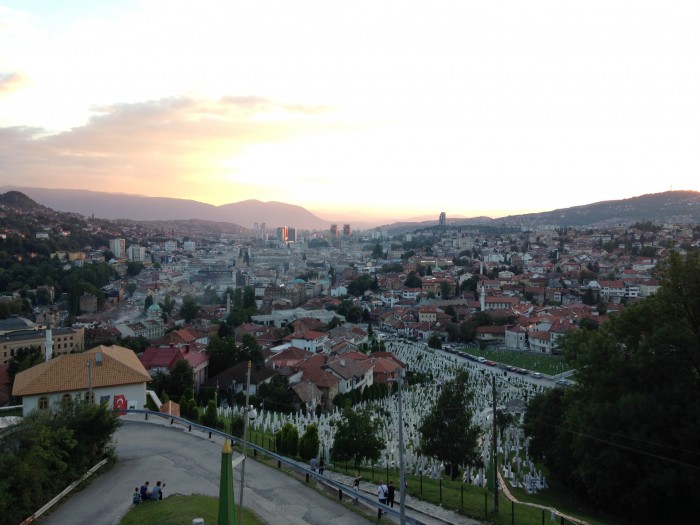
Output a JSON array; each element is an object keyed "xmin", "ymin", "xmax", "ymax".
[{"xmin": 126, "ymin": 409, "xmax": 427, "ymax": 525}]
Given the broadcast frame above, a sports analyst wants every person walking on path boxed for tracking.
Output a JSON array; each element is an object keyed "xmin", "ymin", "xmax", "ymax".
[
  {"xmin": 310, "ymin": 457, "xmax": 318, "ymax": 472},
  {"xmin": 318, "ymin": 457, "xmax": 325, "ymax": 475},
  {"xmin": 387, "ymin": 480, "xmax": 395, "ymax": 508},
  {"xmin": 353, "ymin": 471, "xmax": 361, "ymax": 491},
  {"xmin": 377, "ymin": 480, "xmax": 388, "ymax": 519}
]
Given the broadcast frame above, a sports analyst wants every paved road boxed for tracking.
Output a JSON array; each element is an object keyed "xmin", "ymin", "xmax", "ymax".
[{"xmin": 40, "ymin": 415, "xmax": 374, "ymax": 525}]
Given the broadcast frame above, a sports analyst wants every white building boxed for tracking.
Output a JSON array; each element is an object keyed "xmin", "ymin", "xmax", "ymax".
[{"xmin": 12, "ymin": 345, "xmax": 151, "ymax": 416}]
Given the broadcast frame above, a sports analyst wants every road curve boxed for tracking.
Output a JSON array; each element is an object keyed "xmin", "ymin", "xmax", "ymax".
[{"xmin": 39, "ymin": 415, "xmax": 373, "ymax": 525}]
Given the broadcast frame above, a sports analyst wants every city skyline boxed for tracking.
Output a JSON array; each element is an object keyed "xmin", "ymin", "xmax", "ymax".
[{"xmin": 1, "ymin": 1, "xmax": 700, "ymax": 223}]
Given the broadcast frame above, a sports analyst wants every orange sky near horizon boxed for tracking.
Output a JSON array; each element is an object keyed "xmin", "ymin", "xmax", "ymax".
[{"xmin": 1, "ymin": 1, "xmax": 699, "ymax": 222}]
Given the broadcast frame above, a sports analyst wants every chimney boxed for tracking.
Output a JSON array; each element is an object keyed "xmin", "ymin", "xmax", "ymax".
[
  {"xmin": 45, "ymin": 328, "xmax": 53, "ymax": 361},
  {"xmin": 185, "ymin": 344, "xmax": 190, "ymax": 354},
  {"xmin": 170, "ymin": 342, "xmax": 174, "ymax": 348},
  {"xmin": 340, "ymin": 359, "xmax": 345, "ymax": 367}
]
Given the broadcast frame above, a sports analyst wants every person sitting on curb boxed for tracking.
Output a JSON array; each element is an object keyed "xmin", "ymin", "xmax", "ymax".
[
  {"xmin": 139, "ymin": 481, "xmax": 150, "ymax": 501},
  {"xmin": 150, "ymin": 480, "xmax": 165, "ymax": 501}
]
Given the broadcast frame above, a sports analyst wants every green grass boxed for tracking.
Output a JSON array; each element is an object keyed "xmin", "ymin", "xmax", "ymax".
[
  {"xmin": 119, "ymin": 494, "xmax": 262, "ymax": 525},
  {"xmin": 459, "ymin": 347, "xmax": 572, "ymax": 375}
]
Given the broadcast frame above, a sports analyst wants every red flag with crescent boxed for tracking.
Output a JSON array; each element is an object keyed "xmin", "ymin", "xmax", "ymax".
[{"xmin": 114, "ymin": 394, "xmax": 127, "ymax": 415}]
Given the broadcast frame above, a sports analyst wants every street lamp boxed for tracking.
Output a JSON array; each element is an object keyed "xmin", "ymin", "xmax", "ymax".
[
  {"xmin": 389, "ymin": 369, "xmax": 407, "ymax": 525},
  {"xmin": 481, "ymin": 369, "xmax": 499, "ymax": 514},
  {"xmin": 238, "ymin": 361, "xmax": 252, "ymax": 525}
]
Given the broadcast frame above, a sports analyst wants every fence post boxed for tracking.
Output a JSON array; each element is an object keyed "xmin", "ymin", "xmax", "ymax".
[
  {"xmin": 338, "ymin": 488, "xmax": 343, "ymax": 500},
  {"xmin": 461, "ymin": 484, "xmax": 464, "ymax": 509},
  {"xmin": 420, "ymin": 473, "xmax": 423, "ymax": 496},
  {"xmin": 512, "ymin": 500, "xmax": 515, "ymax": 525},
  {"xmin": 439, "ymin": 478, "xmax": 442, "ymax": 503},
  {"xmin": 485, "ymin": 492, "xmax": 488, "ymax": 518},
  {"xmin": 542, "ymin": 509, "xmax": 545, "ymax": 525},
  {"xmin": 306, "ymin": 473, "xmax": 309, "ymax": 483}
]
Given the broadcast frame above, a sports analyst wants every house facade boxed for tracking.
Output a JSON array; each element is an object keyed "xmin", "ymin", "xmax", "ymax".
[{"xmin": 12, "ymin": 345, "xmax": 151, "ymax": 416}]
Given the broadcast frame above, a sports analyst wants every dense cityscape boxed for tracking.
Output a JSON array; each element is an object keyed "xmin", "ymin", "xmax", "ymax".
[{"xmin": 1, "ymin": 190, "xmax": 699, "ymax": 525}]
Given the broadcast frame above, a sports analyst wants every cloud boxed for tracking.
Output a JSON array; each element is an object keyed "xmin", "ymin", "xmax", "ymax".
[
  {"xmin": 0, "ymin": 72, "xmax": 26, "ymax": 94},
  {"xmin": 0, "ymin": 95, "xmax": 349, "ymax": 204}
]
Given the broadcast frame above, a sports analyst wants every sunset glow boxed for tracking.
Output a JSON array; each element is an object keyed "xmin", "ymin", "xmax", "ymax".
[{"xmin": 1, "ymin": 0, "xmax": 700, "ymax": 223}]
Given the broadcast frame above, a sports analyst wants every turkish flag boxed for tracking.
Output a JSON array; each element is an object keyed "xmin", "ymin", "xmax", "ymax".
[{"xmin": 113, "ymin": 394, "xmax": 127, "ymax": 415}]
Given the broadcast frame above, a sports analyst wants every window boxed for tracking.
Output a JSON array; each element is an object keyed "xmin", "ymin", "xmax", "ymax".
[
  {"xmin": 84, "ymin": 392, "xmax": 94, "ymax": 403},
  {"xmin": 61, "ymin": 393, "xmax": 72, "ymax": 405},
  {"xmin": 38, "ymin": 396, "xmax": 49, "ymax": 410}
]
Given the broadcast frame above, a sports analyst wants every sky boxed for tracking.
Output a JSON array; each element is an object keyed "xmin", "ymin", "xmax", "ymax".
[{"xmin": 1, "ymin": 1, "xmax": 699, "ymax": 223}]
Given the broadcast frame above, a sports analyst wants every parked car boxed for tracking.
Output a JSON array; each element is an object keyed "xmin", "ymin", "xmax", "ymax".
[{"xmin": 532, "ymin": 372, "xmax": 543, "ymax": 379}]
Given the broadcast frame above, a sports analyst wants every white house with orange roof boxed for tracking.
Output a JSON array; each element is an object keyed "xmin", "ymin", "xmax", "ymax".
[
  {"xmin": 12, "ymin": 345, "xmax": 151, "ymax": 416},
  {"xmin": 291, "ymin": 330, "xmax": 329, "ymax": 353}
]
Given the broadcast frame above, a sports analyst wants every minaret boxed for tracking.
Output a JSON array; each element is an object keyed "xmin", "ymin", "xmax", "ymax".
[
  {"xmin": 44, "ymin": 328, "xmax": 53, "ymax": 361},
  {"xmin": 226, "ymin": 292, "xmax": 231, "ymax": 315},
  {"xmin": 480, "ymin": 285, "xmax": 486, "ymax": 312}
]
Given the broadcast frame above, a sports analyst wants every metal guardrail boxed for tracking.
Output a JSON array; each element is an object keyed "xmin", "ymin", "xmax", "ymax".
[
  {"xmin": 125, "ymin": 409, "xmax": 427, "ymax": 525},
  {"xmin": 20, "ymin": 458, "xmax": 110, "ymax": 524}
]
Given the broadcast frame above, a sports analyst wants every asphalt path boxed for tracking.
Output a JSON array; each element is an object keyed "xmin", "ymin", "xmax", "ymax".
[{"xmin": 40, "ymin": 415, "xmax": 373, "ymax": 525}]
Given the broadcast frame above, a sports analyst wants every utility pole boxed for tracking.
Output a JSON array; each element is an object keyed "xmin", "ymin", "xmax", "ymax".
[
  {"xmin": 397, "ymin": 369, "xmax": 406, "ymax": 525},
  {"xmin": 492, "ymin": 374, "xmax": 498, "ymax": 514},
  {"xmin": 239, "ymin": 361, "xmax": 252, "ymax": 525}
]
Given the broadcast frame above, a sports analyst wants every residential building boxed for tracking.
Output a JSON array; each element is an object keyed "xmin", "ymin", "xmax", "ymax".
[{"xmin": 12, "ymin": 345, "xmax": 151, "ymax": 416}]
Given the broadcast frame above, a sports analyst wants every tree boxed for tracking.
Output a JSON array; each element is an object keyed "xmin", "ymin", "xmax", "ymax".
[
  {"xmin": 179, "ymin": 294, "xmax": 200, "ymax": 322},
  {"xmin": 298, "ymin": 424, "xmax": 320, "ymax": 461},
  {"xmin": 419, "ymin": 369, "xmax": 481, "ymax": 480},
  {"xmin": 125, "ymin": 282, "xmax": 138, "ymax": 298},
  {"xmin": 126, "ymin": 261, "xmax": 144, "ymax": 277},
  {"xmin": 158, "ymin": 295, "xmax": 176, "ymax": 317},
  {"xmin": 257, "ymin": 374, "xmax": 293, "ymax": 414},
  {"xmin": 427, "ymin": 333, "xmax": 442, "ymax": 349},
  {"xmin": 166, "ymin": 359, "xmax": 195, "ymax": 399},
  {"xmin": 144, "ymin": 295, "xmax": 154, "ymax": 311},
  {"xmin": 371, "ymin": 243, "xmax": 384, "ymax": 259},
  {"xmin": 330, "ymin": 406, "xmax": 383, "ymax": 468},
  {"xmin": 206, "ymin": 336, "xmax": 240, "ymax": 377},
  {"xmin": 202, "ymin": 400, "xmax": 221, "ymax": 430},
  {"xmin": 404, "ymin": 271, "xmax": 422, "ymax": 288},
  {"xmin": 524, "ymin": 251, "xmax": 700, "ymax": 524},
  {"xmin": 276, "ymin": 422, "xmax": 300, "ymax": 457}
]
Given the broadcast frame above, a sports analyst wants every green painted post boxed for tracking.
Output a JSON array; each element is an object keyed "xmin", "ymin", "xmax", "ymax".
[
  {"xmin": 439, "ymin": 478, "xmax": 442, "ymax": 503},
  {"xmin": 512, "ymin": 500, "xmax": 514, "ymax": 525},
  {"xmin": 461, "ymin": 484, "xmax": 464, "ymax": 509}
]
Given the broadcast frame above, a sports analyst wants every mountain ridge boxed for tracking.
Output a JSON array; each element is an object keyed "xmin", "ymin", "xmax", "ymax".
[{"xmin": 2, "ymin": 186, "xmax": 700, "ymax": 231}]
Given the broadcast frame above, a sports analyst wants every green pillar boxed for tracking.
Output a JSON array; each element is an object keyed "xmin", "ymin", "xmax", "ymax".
[{"xmin": 218, "ymin": 439, "xmax": 236, "ymax": 524}]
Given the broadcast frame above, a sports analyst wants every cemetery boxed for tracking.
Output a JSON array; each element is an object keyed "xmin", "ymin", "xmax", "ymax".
[{"xmin": 215, "ymin": 339, "xmax": 569, "ymax": 521}]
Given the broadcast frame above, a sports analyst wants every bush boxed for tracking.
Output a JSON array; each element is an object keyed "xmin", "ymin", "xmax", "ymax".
[
  {"xmin": 202, "ymin": 400, "xmax": 220, "ymax": 429},
  {"xmin": 275, "ymin": 423, "xmax": 299, "ymax": 457},
  {"xmin": 230, "ymin": 413, "xmax": 244, "ymax": 438},
  {"xmin": 298, "ymin": 424, "xmax": 320, "ymax": 461}
]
